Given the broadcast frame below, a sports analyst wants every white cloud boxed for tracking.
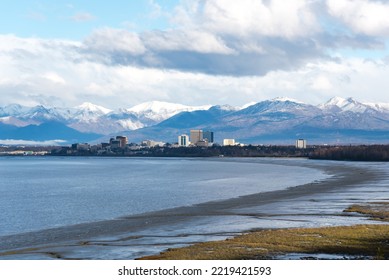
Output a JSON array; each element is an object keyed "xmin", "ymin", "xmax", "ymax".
[
  {"xmin": 173, "ymin": 0, "xmax": 320, "ymax": 38},
  {"xmin": 42, "ymin": 72, "xmax": 66, "ymax": 85},
  {"xmin": 2, "ymin": 32, "xmax": 389, "ymax": 109},
  {"xmin": 84, "ymin": 28, "xmax": 146, "ymax": 56},
  {"xmin": 327, "ymin": 0, "xmax": 389, "ymax": 36},
  {"xmin": 71, "ymin": 12, "xmax": 96, "ymax": 22},
  {"xmin": 2, "ymin": 1, "xmax": 389, "ymax": 109},
  {"xmin": 142, "ymin": 29, "xmax": 235, "ymax": 54}
]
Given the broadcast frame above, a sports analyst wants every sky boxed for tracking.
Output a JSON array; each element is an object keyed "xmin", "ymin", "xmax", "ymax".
[{"xmin": 1, "ymin": 0, "xmax": 389, "ymax": 109}]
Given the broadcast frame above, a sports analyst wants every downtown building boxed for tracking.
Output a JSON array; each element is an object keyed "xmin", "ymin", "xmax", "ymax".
[
  {"xmin": 190, "ymin": 130, "xmax": 203, "ymax": 145},
  {"xmin": 178, "ymin": 134, "xmax": 190, "ymax": 147}
]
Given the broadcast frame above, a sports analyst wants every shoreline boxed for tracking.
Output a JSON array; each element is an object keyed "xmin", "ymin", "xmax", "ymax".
[{"xmin": 0, "ymin": 159, "xmax": 385, "ymax": 259}]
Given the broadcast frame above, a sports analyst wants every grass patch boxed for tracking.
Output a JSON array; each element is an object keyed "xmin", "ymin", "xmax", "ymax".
[
  {"xmin": 139, "ymin": 225, "xmax": 389, "ymax": 260},
  {"xmin": 139, "ymin": 202, "xmax": 389, "ymax": 260},
  {"xmin": 344, "ymin": 202, "xmax": 389, "ymax": 221}
]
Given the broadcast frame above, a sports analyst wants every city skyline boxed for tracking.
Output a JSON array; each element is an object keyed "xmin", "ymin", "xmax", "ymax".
[{"xmin": 1, "ymin": 1, "xmax": 389, "ymax": 109}]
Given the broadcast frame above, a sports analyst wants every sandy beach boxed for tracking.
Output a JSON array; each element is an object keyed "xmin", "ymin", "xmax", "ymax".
[{"xmin": 0, "ymin": 159, "xmax": 387, "ymax": 260}]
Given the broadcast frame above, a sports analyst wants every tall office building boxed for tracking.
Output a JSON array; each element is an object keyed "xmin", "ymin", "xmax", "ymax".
[
  {"xmin": 296, "ymin": 139, "xmax": 307, "ymax": 149},
  {"xmin": 223, "ymin": 139, "xmax": 236, "ymax": 146},
  {"xmin": 178, "ymin": 134, "xmax": 190, "ymax": 147},
  {"xmin": 203, "ymin": 131, "xmax": 214, "ymax": 143},
  {"xmin": 190, "ymin": 130, "xmax": 203, "ymax": 145},
  {"xmin": 116, "ymin": 136, "xmax": 128, "ymax": 148}
]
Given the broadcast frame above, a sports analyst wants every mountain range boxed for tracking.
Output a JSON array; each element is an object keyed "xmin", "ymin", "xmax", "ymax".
[{"xmin": 1, "ymin": 97, "xmax": 389, "ymax": 145}]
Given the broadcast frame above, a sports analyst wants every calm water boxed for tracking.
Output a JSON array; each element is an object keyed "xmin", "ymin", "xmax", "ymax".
[{"xmin": 0, "ymin": 157, "xmax": 327, "ymax": 237}]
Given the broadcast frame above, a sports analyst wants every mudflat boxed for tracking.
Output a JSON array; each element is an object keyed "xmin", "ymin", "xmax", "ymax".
[{"xmin": 0, "ymin": 160, "xmax": 384, "ymax": 259}]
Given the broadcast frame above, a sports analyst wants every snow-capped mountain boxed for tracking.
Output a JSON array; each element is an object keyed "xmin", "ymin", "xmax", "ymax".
[
  {"xmin": 0, "ymin": 101, "xmax": 214, "ymax": 135},
  {"xmin": 2, "ymin": 97, "xmax": 389, "ymax": 144},
  {"xmin": 0, "ymin": 104, "xmax": 29, "ymax": 117},
  {"xmin": 123, "ymin": 97, "xmax": 389, "ymax": 144},
  {"xmin": 127, "ymin": 101, "xmax": 212, "ymax": 122},
  {"xmin": 73, "ymin": 102, "xmax": 112, "ymax": 121},
  {"xmin": 319, "ymin": 97, "xmax": 374, "ymax": 113}
]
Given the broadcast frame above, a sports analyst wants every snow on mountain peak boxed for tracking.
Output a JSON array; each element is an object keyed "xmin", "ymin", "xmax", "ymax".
[
  {"xmin": 364, "ymin": 102, "xmax": 389, "ymax": 112},
  {"xmin": 127, "ymin": 101, "xmax": 212, "ymax": 122},
  {"xmin": 272, "ymin": 97, "xmax": 304, "ymax": 103},
  {"xmin": 75, "ymin": 102, "xmax": 112, "ymax": 114},
  {"xmin": 320, "ymin": 97, "xmax": 369, "ymax": 113},
  {"xmin": 324, "ymin": 96, "xmax": 348, "ymax": 107},
  {"xmin": 128, "ymin": 101, "xmax": 187, "ymax": 113}
]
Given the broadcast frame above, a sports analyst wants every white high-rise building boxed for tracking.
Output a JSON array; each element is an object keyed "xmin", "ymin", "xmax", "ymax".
[
  {"xmin": 178, "ymin": 134, "xmax": 190, "ymax": 147},
  {"xmin": 223, "ymin": 139, "xmax": 236, "ymax": 146},
  {"xmin": 296, "ymin": 139, "xmax": 307, "ymax": 149}
]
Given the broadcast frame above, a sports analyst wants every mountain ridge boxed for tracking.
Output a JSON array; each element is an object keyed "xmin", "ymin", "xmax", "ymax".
[{"xmin": 2, "ymin": 97, "xmax": 389, "ymax": 144}]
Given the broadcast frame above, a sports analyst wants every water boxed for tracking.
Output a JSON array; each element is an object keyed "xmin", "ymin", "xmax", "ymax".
[
  {"xmin": 0, "ymin": 157, "xmax": 327, "ymax": 237},
  {"xmin": 2, "ymin": 157, "xmax": 388, "ymax": 260}
]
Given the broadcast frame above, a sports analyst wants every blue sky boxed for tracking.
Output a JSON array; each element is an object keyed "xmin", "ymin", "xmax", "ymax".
[
  {"xmin": 0, "ymin": 0, "xmax": 178, "ymax": 39},
  {"xmin": 1, "ymin": 0, "xmax": 389, "ymax": 108}
]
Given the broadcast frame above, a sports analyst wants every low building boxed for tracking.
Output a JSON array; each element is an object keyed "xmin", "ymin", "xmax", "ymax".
[
  {"xmin": 296, "ymin": 139, "xmax": 307, "ymax": 149},
  {"xmin": 196, "ymin": 140, "xmax": 209, "ymax": 147},
  {"xmin": 223, "ymin": 139, "xmax": 236, "ymax": 146},
  {"xmin": 71, "ymin": 143, "xmax": 90, "ymax": 151},
  {"xmin": 141, "ymin": 140, "xmax": 165, "ymax": 147},
  {"xmin": 110, "ymin": 140, "xmax": 121, "ymax": 149}
]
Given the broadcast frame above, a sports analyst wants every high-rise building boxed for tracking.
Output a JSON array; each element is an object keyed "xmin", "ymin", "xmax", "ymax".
[
  {"xmin": 178, "ymin": 134, "xmax": 190, "ymax": 147},
  {"xmin": 203, "ymin": 131, "xmax": 214, "ymax": 143},
  {"xmin": 296, "ymin": 139, "xmax": 307, "ymax": 149},
  {"xmin": 223, "ymin": 139, "xmax": 236, "ymax": 146},
  {"xmin": 190, "ymin": 130, "xmax": 203, "ymax": 145},
  {"xmin": 116, "ymin": 136, "xmax": 128, "ymax": 148}
]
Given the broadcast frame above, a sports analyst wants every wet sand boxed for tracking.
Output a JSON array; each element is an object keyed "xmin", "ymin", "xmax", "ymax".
[{"xmin": 0, "ymin": 159, "xmax": 385, "ymax": 259}]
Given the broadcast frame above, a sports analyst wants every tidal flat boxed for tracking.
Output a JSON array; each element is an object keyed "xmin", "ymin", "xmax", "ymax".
[
  {"xmin": 1, "ymin": 158, "xmax": 389, "ymax": 260},
  {"xmin": 140, "ymin": 204, "xmax": 389, "ymax": 260}
]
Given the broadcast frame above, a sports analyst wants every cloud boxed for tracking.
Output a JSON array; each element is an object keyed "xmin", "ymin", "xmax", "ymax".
[
  {"xmin": 2, "ymin": 1, "xmax": 389, "ymax": 108},
  {"xmin": 81, "ymin": 27, "xmax": 325, "ymax": 75},
  {"xmin": 71, "ymin": 0, "xmax": 330, "ymax": 76},
  {"xmin": 42, "ymin": 72, "xmax": 66, "ymax": 85},
  {"xmin": 2, "ymin": 31, "xmax": 389, "ymax": 108},
  {"xmin": 142, "ymin": 29, "xmax": 234, "ymax": 54},
  {"xmin": 66, "ymin": 1, "xmax": 387, "ymax": 77},
  {"xmin": 84, "ymin": 28, "xmax": 146, "ymax": 56},
  {"xmin": 71, "ymin": 12, "xmax": 96, "ymax": 22},
  {"xmin": 173, "ymin": 0, "xmax": 320, "ymax": 38},
  {"xmin": 327, "ymin": 0, "xmax": 389, "ymax": 37}
]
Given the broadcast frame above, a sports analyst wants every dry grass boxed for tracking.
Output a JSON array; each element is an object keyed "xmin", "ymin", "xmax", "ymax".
[
  {"xmin": 140, "ymin": 225, "xmax": 389, "ymax": 260},
  {"xmin": 344, "ymin": 202, "xmax": 389, "ymax": 221},
  {"xmin": 140, "ymin": 202, "xmax": 389, "ymax": 260}
]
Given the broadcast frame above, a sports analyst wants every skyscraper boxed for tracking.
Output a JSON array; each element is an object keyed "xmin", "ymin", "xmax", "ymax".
[
  {"xmin": 116, "ymin": 136, "xmax": 128, "ymax": 148},
  {"xmin": 178, "ymin": 134, "xmax": 189, "ymax": 147},
  {"xmin": 223, "ymin": 139, "xmax": 236, "ymax": 146},
  {"xmin": 296, "ymin": 139, "xmax": 307, "ymax": 149},
  {"xmin": 203, "ymin": 131, "xmax": 214, "ymax": 143},
  {"xmin": 190, "ymin": 130, "xmax": 203, "ymax": 145}
]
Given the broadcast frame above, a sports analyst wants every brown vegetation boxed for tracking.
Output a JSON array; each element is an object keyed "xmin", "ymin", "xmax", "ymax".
[{"xmin": 140, "ymin": 202, "xmax": 389, "ymax": 260}]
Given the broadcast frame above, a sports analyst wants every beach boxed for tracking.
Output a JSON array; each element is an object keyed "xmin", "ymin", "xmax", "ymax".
[{"xmin": 0, "ymin": 159, "xmax": 388, "ymax": 260}]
